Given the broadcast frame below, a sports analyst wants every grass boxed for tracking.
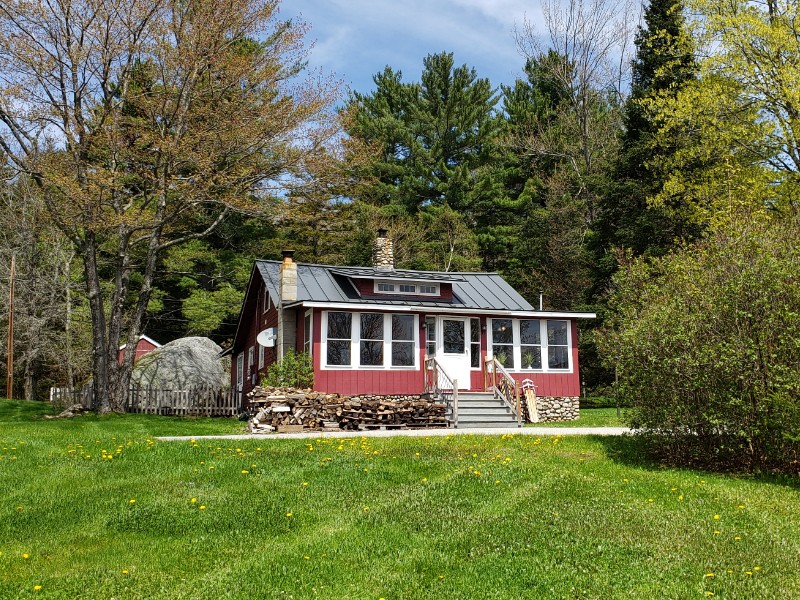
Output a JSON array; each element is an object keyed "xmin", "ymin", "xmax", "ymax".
[
  {"xmin": 529, "ymin": 407, "xmax": 626, "ymax": 428},
  {"xmin": 1, "ymin": 399, "xmax": 799, "ymax": 599}
]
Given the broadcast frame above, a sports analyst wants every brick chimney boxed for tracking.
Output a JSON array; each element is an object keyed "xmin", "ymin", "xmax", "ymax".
[
  {"xmin": 280, "ymin": 250, "xmax": 297, "ymax": 302},
  {"xmin": 373, "ymin": 229, "xmax": 394, "ymax": 271}
]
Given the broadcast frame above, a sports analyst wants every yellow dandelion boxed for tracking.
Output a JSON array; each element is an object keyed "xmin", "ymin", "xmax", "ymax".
[
  {"xmin": 129, "ymin": 499, "xmax": 136, "ymax": 504},
  {"xmin": 286, "ymin": 512, "xmax": 293, "ymax": 517},
  {"xmin": 705, "ymin": 592, "xmax": 714, "ymax": 597},
  {"xmin": 734, "ymin": 536, "xmax": 741, "ymax": 540},
  {"xmin": 191, "ymin": 498, "xmax": 197, "ymax": 503},
  {"xmin": 304, "ymin": 556, "xmax": 310, "ymax": 560},
  {"xmin": 363, "ymin": 506, "xmax": 369, "ymax": 511},
  {"xmin": 302, "ymin": 482, "xmax": 309, "ymax": 486},
  {"xmin": 753, "ymin": 566, "xmax": 760, "ymax": 571},
  {"xmin": 713, "ymin": 530, "xmax": 721, "ymax": 535},
  {"xmin": 745, "ymin": 571, "xmax": 753, "ymax": 576},
  {"xmin": 713, "ymin": 514, "xmax": 720, "ymax": 520},
  {"xmin": 241, "ymin": 470, "xmax": 249, "ymax": 474},
  {"xmin": 422, "ymin": 477, "xmax": 428, "ymax": 482},
  {"xmin": 34, "ymin": 585, "xmax": 42, "ymax": 591},
  {"xmin": 648, "ymin": 498, "xmax": 654, "ymax": 503},
  {"xmin": 678, "ymin": 494, "xmax": 684, "ymax": 501},
  {"xmin": 738, "ymin": 504, "xmax": 745, "ymax": 509},
  {"xmin": 199, "ymin": 505, "xmax": 206, "ymax": 510},
  {"xmin": 705, "ymin": 573, "xmax": 714, "ymax": 578},
  {"xmin": 22, "ymin": 553, "xmax": 29, "ymax": 559},
  {"xmin": 122, "ymin": 569, "xmax": 129, "ymax": 574}
]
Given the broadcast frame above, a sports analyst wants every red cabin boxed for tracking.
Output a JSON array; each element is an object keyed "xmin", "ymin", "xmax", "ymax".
[{"xmin": 229, "ymin": 231, "xmax": 595, "ymax": 426}]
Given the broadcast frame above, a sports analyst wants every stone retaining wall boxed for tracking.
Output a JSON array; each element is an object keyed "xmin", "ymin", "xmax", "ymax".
[{"xmin": 533, "ymin": 396, "xmax": 580, "ymax": 422}]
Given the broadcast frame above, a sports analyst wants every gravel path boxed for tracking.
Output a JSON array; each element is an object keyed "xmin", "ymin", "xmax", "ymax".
[{"xmin": 157, "ymin": 426, "xmax": 630, "ymax": 442}]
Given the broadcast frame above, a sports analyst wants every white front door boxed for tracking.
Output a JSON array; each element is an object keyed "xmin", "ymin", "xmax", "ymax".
[{"xmin": 437, "ymin": 317, "xmax": 471, "ymax": 390}]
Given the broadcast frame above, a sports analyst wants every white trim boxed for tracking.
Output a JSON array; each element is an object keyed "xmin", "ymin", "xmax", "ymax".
[
  {"xmin": 236, "ymin": 353, "xmax": 244, "ymax": 391},
  {"xmin": 258, "ymin": 344, "xmax": 265, "ymax": 370},
  {"xmin": 300, "ymin": 301, "xmax": 594, "ymax": 319},
  {"xmin": 487, "ymin": 318, "xmax": 574, "ymax": 374},
  {"xmin": 373, "ymin": 279, "xmax": 440, "ymax": 296},
  {"xmin": 118, "ymin": 334, "xmax": 162, "ymax": 351},
  {"xmin": 303, "ymin": 309, "xmax": 313, "ymax": 356},
  {"xmin": 321, "ymin": 311, "xmax": 419, "ymax": 370},
  {"xmin": 263, "ymin": 287, "xmax": 271, "ymax": 314}
]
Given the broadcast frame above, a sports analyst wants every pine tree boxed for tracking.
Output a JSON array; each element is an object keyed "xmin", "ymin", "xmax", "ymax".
[
  {"xmin": 344, "ymin": 52, "xmax": 504, "ymax": 270},
  {"xmin": 592, "ymin": 0, "xmax": 699, "ymax": 292}
]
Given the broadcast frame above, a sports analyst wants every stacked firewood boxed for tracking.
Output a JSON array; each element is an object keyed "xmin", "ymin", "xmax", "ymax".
[{"xmin": 247, "ymin": 386, "xmax": 447, "ymax": 433}]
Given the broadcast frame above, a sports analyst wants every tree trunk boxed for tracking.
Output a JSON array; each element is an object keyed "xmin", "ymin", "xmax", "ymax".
[{"xmin": 81, "ymin": 234, "xmax": 112, "ymax": 413}]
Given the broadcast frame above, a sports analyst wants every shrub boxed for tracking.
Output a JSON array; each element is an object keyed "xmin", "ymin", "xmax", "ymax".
[
  {"xmin": 598, "ymin": 215, "xmax": 800, "ymax": 473},
  {"xmin": 261, "ymin": 350, "xmax": 314, "ymax": 389}
]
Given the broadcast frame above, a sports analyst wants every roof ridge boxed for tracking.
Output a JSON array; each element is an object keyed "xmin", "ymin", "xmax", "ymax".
[{"xmin": 255, "ymin": 259, "xmax": 498, "ymax": 276}]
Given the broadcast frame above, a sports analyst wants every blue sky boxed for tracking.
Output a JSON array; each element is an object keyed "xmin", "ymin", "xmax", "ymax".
[{"xmin": 281, "ymin": 0, "xmax": 544, "ymax": 96}]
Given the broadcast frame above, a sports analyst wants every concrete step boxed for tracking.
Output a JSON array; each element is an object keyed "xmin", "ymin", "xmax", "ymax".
[
  {"xmin": 458, "ymin": 420, "xmax": 521, "ymax": 428},
  {"xmin": 458, "ymin": 407, "xmax": 514, "ymax": 416}
]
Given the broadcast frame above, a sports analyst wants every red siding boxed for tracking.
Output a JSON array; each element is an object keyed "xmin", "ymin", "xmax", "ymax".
[
  {"xmin": 232, "ymin": 279, "xmax": 280, "ymax": 397},
  {"xmin": 118, "ymin": 337, "xmax": 158, "ymax": 364}
]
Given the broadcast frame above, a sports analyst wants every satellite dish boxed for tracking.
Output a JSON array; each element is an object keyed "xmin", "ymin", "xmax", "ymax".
[{"xmin": 257, "ymin": 328, "xmax": 277, "ymax": 347}]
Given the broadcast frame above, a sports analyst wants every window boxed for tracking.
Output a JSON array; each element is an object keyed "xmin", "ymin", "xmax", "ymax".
[
  {"xmin": 443, "ymin": 319, "xmax": 465, "ymax": 354},
  {"xmin": 392, "ymin": 315, "xmax": 415, "ymax": 366},
  {"xmin": 258, "ymin": 344, "xmax": 265, "ymax": 370},
  {"xmin": 360, "ymin": 313, "xmax": 384, "ymax": 366},
  {"xmin": 326, "ymin": 312, "xmax": 352, "ymax": 366},
  {"xmin": 470, "ymin": 318, "xmax": 480, "ymax": 369},
  {"xmin": 520, "ymin": 320, "xmax": 542, "ymax": 369},
  {"xmin": 491, "ymin": 319, "xmax": 514, "ymax": 369},
  {"xmin": 247, "ymin": 346, "xmax": 254, "ymax": 375},
  {"xmin": 425, "ymin": 316, "xmax": 436, "ymax": 357},
  {"xmin": 488, "ymin": 318, "xmax": 571, "ymax": 372},
  {"xmin": 374, "ymin": 280, "xmax": 439, "ymax": 296},
  {"xmin": 547, "ymin": 320, "xmax": 569, "ymax": 369},
  {"xmin": 323, "ymin": 312, "xmax": 418, "ymax": 368},
  {"xmin": 303, "ymin": 310, "xmax": 312, "ymax": 355},
  {"xmin": 263, "ymin": 289, "xmax": 270, "ymax": 313},
  {"xmin": 236, "ymin": 353, "xmax": 244, "ymax": 390}
]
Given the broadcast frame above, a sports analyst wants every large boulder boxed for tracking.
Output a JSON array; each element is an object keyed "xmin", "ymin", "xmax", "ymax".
[{"xmin": 131, "ymin": 336, "xmax": 228, "ymax": 390}]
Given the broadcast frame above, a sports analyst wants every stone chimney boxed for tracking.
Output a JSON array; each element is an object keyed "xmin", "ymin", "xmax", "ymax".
[
  {"xmin": 373, "ymin": 229, "xmax": 394, "ymax": 271},
  {"xmin": 280, "ymin": 250, "xmax": 297, "ymax": 302}
]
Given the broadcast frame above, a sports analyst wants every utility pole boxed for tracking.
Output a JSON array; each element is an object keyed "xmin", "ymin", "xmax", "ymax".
[{"xmin": 6, "ymin": 254, "xmax": 15, "ymax": 399}]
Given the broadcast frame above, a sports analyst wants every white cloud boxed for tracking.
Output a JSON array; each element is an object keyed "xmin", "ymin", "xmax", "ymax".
[{"xmin": 284, "ymin": 0, "xmax": 535, "ymax": 92}]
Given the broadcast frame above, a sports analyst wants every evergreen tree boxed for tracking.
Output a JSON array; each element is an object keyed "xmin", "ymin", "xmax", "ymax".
[
  {"xmin": 344, "ymin": 52, "xmax": 505, "ymax": 270},
  {"xmin": 592, "ymin": 0, "xmax": 699, "ymax": 294}
]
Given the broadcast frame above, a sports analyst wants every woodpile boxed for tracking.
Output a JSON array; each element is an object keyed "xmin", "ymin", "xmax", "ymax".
[{"xmin": 247, "ymin": 386, "xmax": 448, "ymax": 433}]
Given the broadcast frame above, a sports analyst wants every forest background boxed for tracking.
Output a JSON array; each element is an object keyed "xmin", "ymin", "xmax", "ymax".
[{"xmin": 1, "ymin": 0, "xmax": 798, "ymax": 438}]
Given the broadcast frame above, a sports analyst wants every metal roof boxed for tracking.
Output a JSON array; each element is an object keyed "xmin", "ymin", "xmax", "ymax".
[{"xmin": 256, "ymin": 260, "xmax": 536, "ymax": 312}]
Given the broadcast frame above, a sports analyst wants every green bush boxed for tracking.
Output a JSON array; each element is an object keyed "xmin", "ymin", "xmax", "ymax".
[
  {"xmin": 261, "ymin": 350, "xmax": 314, "ymax": 389},
  {"xmin": 599, "ymin": 215, "xmax": 800, "ymax": 473}
]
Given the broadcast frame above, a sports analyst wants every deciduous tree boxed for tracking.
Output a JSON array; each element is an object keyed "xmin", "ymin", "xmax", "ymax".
[{"xmin": 0, "ymin": 0, "xmax": 345, "ymax": 411}]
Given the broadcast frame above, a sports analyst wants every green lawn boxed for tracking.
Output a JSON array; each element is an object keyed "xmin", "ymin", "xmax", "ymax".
[
  {"xmin": 529, "ymin": 407, "xmax": 626, "ymax": 428},
  {"xmin": 1, "ymin": 399, "xmax": 798, "ymax": 599}
]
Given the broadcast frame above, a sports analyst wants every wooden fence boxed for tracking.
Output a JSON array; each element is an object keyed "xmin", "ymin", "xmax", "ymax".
[{"xmin": 50, "ymin": 385, "xmax": 243, "ymax": 417}]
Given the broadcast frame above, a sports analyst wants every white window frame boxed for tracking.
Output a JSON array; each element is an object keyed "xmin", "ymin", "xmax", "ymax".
[
  {"xmin": 487, "ymin": 318, "xmax": 572, "ymax": 373},
  {"xmin": 247, "ymin": 346, "xmax": 254, "ymax": 375},
  {"xmin": 303, "ymin": 309, "xmax": 313, "ymax": 356},
  {"xmin": 321, "ymin": 311, "xmax": 419, "ymax": 370},
  {"xmin": 373, "ymin": 280, "xmax": 440, "ymax": 296},
  {"xmin": 258, "ymin": 344, "xmax": 265, "ymax": 370},
  {"xmin": 236, "ymin": 353, "xmax": 244, "ymax": 390}
]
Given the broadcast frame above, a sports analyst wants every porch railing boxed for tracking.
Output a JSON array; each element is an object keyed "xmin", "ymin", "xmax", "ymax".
[
  {"xmin": 484, "ymin": 355, "xmax": 522, "ymax": 426},
  {"xmin": 424, "ymin": 355, "xmax": 459, "ymax": 426}
]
